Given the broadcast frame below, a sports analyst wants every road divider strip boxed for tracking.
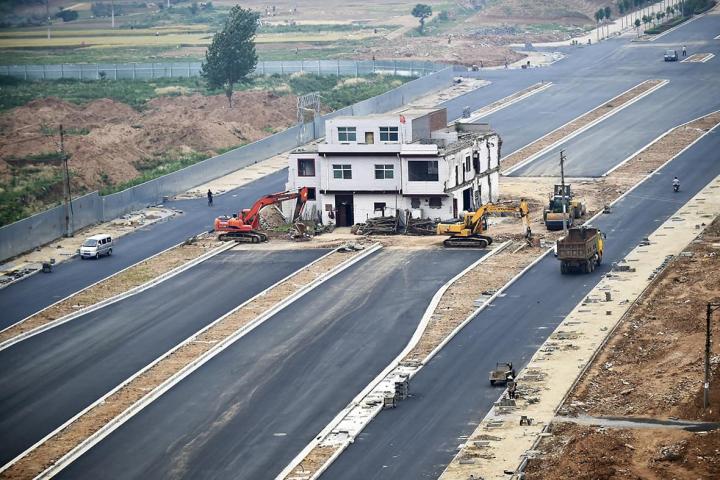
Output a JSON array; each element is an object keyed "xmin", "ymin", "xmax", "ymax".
[
  {"xmin": 681, "ymin": 52, "xmax": 715, "ymax": 63},
  {"xmin": 1, "ymin": 243, "xmax": 380, "ymax": 480},
  {"xmin": 456, "ymin": 82, "xmax": 554, "ymax": 123},
  {"xmin": 439, "ymin": 176, "xmax": 720, "ymax": 480},
  {"xmin": 501, "ymin": 79, "xmax": 668, "ymax": 176},
  {"xmin": 646, "ymin": 12, "xmax": 706, "ymax": 41},
  {"xmin": 0, "ymin": 237, "xmax": 235, "ymax": 351}
]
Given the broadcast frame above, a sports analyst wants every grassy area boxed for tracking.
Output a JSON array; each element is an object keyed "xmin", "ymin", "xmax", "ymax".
[
  {"xmin": 644, "ymin": 15, "xmax": 690, "ymax": 34},
  {"xmin": 0, "ymin": 167, "xmax": 64, "ymax": 226},
  {"xmin": 0, "ymin": 46, "xmax": 194, "ymax": 64},
  {"xmin": 0, "ymin": 72, "xmax": 411, "ymax": 112}
]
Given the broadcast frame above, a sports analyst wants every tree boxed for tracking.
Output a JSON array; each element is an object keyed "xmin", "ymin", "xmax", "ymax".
[
  {"xmin": 604, "ymin": 6, "xmax": 611, "ymax": 36},
  {"xmin": 201, "ymin": 5, "xmax": 259, "ymax": 108},
  {"xmin": 635, "ymin": 17, "xmax": 641, "ymax": 29},
  {"xmin": 411, "ymin": 4, "xmax": 432, "ymax": 33},
  {"xmin": 55, "ymin": 9, "xmax": 79, "ymax": 22}
]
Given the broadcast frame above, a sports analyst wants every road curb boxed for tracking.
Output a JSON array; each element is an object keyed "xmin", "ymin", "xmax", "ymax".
[{"xmin": 31, "ymin": 244, "xmax": 381, "ymax": 479}]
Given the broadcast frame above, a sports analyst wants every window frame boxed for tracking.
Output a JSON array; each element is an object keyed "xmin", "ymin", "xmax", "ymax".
[
  {"xmin": 379, "ymin": 126, "xmax": 399, "ymax": 142},
  {"xmin": 374, "ymin": 164, "xmax": 395, "ymax": 180},
  {"xmin": 297, "ymin": 158, "xmax": 316, "ymax": 177},
  {"xmin": 306, "ymin": 187, "xmax": 317, "ymax": 200},
  {"xmin": 332, "ymin": 164, "xmax": 352, "ymax": 179},
  {"xmin": 408, "ymin": 160, "xmax": 439, "ymax": 182},
  {"xmin": 337, "ymin": 127, "xmax": 357, "ymax": 142}
]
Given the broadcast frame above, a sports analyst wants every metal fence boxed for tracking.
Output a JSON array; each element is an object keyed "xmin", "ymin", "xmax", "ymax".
[
  {"xmin": 0, "ymin": 60, "xmax": 445, "ymax": 81},
  {"xmin": 0, "ymin": 66, "xmax": 458, "ymax": 262}
]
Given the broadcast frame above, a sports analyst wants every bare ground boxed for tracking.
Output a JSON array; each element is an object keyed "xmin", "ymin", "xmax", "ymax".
[{"xmin": 0, "ymin": 91, "xmax": 297, "ymax": 193}]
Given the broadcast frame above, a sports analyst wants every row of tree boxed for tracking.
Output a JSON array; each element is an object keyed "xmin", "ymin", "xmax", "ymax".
[{"xmin": 592, "ymin": 0, "xmax": 711, "ymax": 39}]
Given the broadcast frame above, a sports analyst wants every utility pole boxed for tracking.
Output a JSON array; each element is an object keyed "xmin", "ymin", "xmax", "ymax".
[
  {"xmin": 705, "ymin": 302, "xmax": 720, "ymax": 409},
  {"xmin": 46, "ymin": 0, "xmax": 51, "ymax": 39},
  {"xmin": 58, "ymin": 125, "xmax": 73, "ymax": 237},
  {"xmin": 560, "ymin": 150, "xmax": 568, "ymax": 236},
  {"xmin": 111, "ymin": 0, "xmax": 115, "ymax": 28}
]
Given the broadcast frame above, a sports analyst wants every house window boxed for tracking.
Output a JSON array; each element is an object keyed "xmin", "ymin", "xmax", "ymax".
[
  {"xmin": 333, "ymin": 164, "xmax": 352, "ymax": 179},
  {"xmin": 429, "ymin": 197, "xmax": 442, "ymax": 209},
  {"xmin": 379, "ymin": 126, "xmax": 399, "ymax": 142},
  {"xmin": 465, "ymin": 156, "xmax": 471, "ymax": 172},
  {"xmin": 374, "ymin": 164, "xmax": 394, "ymax": 179},
  {"xmin": 306, "ymin": 187, "xmax": 316, "ymax": 200},
  {"xmin": 411, "ymin": 197, "xmax": 421, "ymax": 208},
  {"xmin": 374, "ymin": 202, "xmax": 387, "ymax": 215},
  {"xmin": 297, "ymin": 158, "xmax": 315, "ymax": 177},
  {"xmin": 408, "ymin": 160, "xmax": 439, "ymax": 181},
  {"xmin": 337, "ymin": 127, "xmax": 356, "ymax": 142},
  {"xmin": 365, "ymin": 132, "xmax": 375, "ymax": 144}
]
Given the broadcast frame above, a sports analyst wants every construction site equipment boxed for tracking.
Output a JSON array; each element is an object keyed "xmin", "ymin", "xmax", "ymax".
[
  {"xmin": 489, "ymin": 362, "xmax": 516, "ymax": 386},
  {"xmin": 437, "ymin": 200, "xmax": 532, "ymax": 248},
  {"xmin": 353, "ymin": 213, "xmax": 437, "ymax": 236},
  {"xmin": 556, "ymin": 226, "xmax": 604, "ymax": 274},
  {"xmin": 544, "ymin": 184, "xmax": 586, "ymax": 231},
  {"xmin": 214, "ymin": 187, "xmax": 308, "ymax": 243}
]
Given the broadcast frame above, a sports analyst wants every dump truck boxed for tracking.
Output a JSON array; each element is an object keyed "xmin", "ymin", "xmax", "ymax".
[
  {"xmin": 544, "ymin": 184, "xmax": 586, "ymax": 231},
  {"xmin": 556, "ymin": 226, "xmax": 604, "ymax": 274},
  {"xmin": 489, "ymin": 362, "xmax": 516, "ymax": 386}
]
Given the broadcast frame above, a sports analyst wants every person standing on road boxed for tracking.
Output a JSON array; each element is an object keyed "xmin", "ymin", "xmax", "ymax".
[
  {"xmin": 207, "ymin": 189, "xmax": 213, "ymax": 206},
  {"xmin": 682, "ymin": 45, "xmax": 687, "ymax": 57}
]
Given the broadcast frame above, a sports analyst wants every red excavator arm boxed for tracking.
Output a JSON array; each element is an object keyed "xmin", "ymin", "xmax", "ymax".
[
  {"xmin": 241, "ymin": 187, "xmax": 309, "ymax": 229},
  {"xmin": 214, "ymin": 187, "xmax": 309, "ymax": 242}
]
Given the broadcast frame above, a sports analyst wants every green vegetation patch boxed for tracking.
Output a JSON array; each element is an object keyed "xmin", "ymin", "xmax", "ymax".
[{"xmin": 0, "ymin": 167, "xmax": 65, "ymax": 226}]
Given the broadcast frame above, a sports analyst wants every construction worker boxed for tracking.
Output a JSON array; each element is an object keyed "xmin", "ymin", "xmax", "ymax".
[
  {"xmin": 682, "ymin": 45, "xmax": 687, "ymax": 57},
  {"xmin": 207, "ymin": 189, "xmax": 213, "ymax": 206}
]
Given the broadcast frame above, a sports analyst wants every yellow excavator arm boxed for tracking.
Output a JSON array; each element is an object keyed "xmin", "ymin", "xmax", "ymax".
[{"xmin": 437, "ymin": 199, "xmax": 531, "ymax": 248}]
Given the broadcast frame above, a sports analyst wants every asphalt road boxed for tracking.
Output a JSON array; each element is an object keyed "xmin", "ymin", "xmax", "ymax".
[
  {"xmin": 0, "ymin": 248, "xmax": 326, "ymax": 467},
  {"xmin": 0, "ymin": 171, "xmax": 287, "ymax": 329},
  {"xmin": 57, "ymin": 249, "xmax": 482, "ymax": 480},
  {"xmin": 322, "ymin": 101, "xmax": 720, "ymax": 480}
]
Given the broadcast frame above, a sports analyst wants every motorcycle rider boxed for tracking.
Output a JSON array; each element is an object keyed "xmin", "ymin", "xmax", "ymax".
[{"xmin": 673, "ymin": 176, "xmax": 680, "ymax": 192}]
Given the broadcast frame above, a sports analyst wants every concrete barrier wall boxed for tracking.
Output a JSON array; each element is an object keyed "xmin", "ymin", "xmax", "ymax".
[
  {"xmin": 0, "ymin": 60, "xmax": 445, "ymax": 81},
  {"xmin": 0, "ymin": 67, "xmax": 455, "ymax": 262}
]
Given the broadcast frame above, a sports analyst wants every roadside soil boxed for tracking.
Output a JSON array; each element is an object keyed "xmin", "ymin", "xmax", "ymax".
[
  {"xmin": 0, "ymin": 91, "xmax": 297, "ymax": 193},
  {"xmin": 0, "ymin": 235, "xmax": 225, "ymax": 344},
  {"xmin": 525, "ymin": 422, "xmax": 720, "ymax": 480},
  {"xmin": 501, "ymin": 79, "xmax": 665, "ymax": 171},
  {"xmin": 2, "ymin": 246, "xmax": 365, "ymax": 480},
  {"xmin": 524, "ymin": 216, "xmax": 720, "ymax": 480}
]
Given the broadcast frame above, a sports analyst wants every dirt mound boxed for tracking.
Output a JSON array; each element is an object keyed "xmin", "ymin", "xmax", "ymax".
[{"xmin": 0, "ymin": 90, "xmax": 298, "ymax": 192}]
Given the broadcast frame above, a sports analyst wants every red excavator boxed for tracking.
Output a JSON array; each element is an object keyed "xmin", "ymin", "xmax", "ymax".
[{"xmin": 214, "ymin": 187, "xmax": 309, "ymax": 243}]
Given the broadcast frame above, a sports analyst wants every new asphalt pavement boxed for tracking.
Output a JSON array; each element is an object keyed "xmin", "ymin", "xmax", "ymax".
[
  {"xmin": 0, "ymin": 248, "xmax": 326, "ymax": 467},
  {"xmin": 57, "ymin": 249, "xmax": 482, "ymax": 479}
]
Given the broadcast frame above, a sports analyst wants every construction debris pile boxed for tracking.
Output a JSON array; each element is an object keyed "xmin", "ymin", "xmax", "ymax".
[{"xmin": 352, "ymin": 214, "xmax": 437, "ymax": 236}]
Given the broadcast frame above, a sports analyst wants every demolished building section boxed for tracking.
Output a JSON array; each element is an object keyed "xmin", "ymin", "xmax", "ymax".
[{"xmin": 285, "ymin": 107, "xmax": 501, "ymax": 226}]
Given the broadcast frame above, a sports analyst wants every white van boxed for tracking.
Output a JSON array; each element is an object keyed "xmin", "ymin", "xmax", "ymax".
[{"xmin": 80, "ymin": 234, "xmax": 113, "ymax": 259}]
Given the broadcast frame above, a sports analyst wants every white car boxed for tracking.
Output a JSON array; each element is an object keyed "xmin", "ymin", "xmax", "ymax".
[{"xmin": 80, "ymin": 234, "xmax": 113, "ymax": 259}]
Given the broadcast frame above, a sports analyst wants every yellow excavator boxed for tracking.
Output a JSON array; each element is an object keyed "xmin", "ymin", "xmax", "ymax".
[{"xmin": 437, "ymin": 199, "xmax": 532, "ymax": 248}]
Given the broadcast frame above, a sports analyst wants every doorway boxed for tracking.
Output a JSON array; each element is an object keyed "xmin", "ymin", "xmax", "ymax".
[
  {"xmin": 335, "ymin": 194, "xmax": 354, "ymax": 226},
  {"xmin": 462, "ymin": 188, "xmax": 472, "ymax": 211}
]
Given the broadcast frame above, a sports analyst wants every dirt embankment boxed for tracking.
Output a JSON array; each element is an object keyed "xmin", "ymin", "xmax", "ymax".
[
  {"xmin": 525, "ymin": 217, "xmax": 720, "ymax": 480},
  {"xmin": 0, "ymin": 91, "xmax": 297, "ymax": 192}
]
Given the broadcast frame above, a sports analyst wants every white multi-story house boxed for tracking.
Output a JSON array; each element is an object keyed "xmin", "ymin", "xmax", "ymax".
[{"xmin": 285, "ymin": 107, "xmax": 501, "ymax": 227}]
